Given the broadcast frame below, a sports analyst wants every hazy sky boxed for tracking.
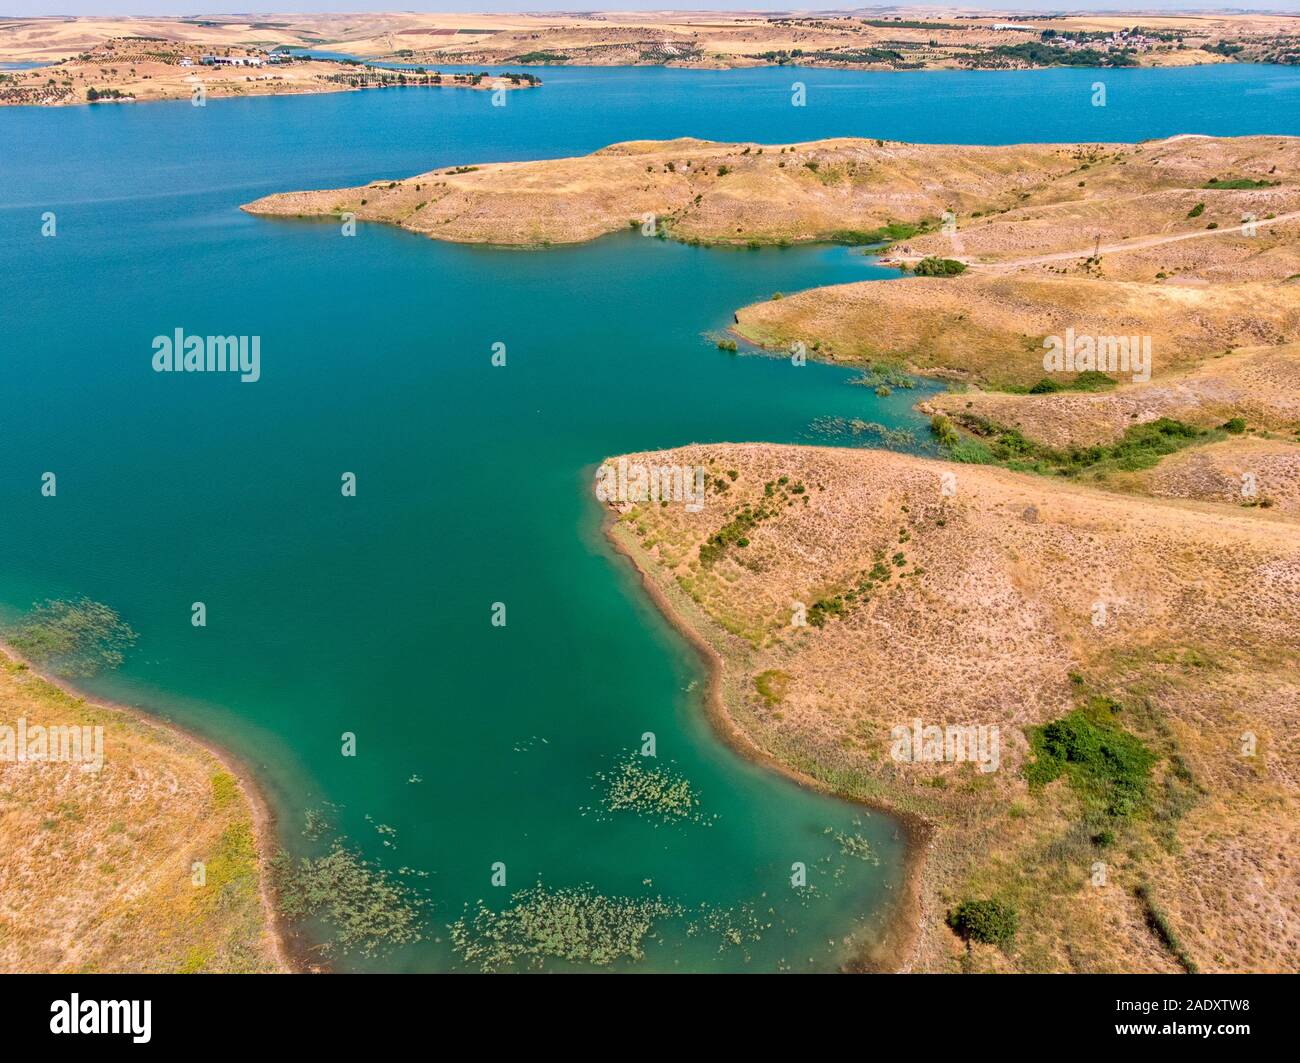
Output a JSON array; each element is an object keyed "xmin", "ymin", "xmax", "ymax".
[{"xmin": 3, "ymin": 3, "xmax": 1298, "ymax": 18}]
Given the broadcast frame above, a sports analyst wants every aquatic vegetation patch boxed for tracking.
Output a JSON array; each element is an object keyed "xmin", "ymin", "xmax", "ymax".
[
  {"xmin": 591, "ymin": 751, "xmax": 710, "ymax": 825},
  {"xmin": 831, "ymin": 829, "xmax": 881, "ymax": 865},
  {"xmin": 275, "ymin": 810, "xmax": 429, "ymax": 958},
  {"xmin": 5, "ymin": 597, "xmax": 137, "ymax": 678},
  {"xmin": 448, "ymin": 884, "xmax": 681, "ymax": 971},
  {"xmin": 687, "ymin": 900, "xmax": 771, "ymax": 958},
  {"xmin": 809, "ymin": 416, "xmax": 917, "ymax": 451}
]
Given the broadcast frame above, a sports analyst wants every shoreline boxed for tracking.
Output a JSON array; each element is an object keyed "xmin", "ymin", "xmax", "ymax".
[
  {"xmin": 0, "ymin": 639, "xmax": 304, "ymax": 974},
  {"xmin": 602, "ymin": 515, "xmax": 933, "ymax": 974}
]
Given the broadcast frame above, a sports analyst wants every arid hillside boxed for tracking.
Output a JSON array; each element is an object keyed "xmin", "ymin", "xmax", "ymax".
[
  {"xmin": 243, "ymin": 134, "xmax": 1299, "ymax": 255},
  {"xmin": 0, "ymin": 651, "xmax": 284, "ymax": 973},
  {"xmin": 738, "ymin": 276, "xmax": 1300, "ymax": 390},
  {"xmin": 927, "ymin": 342, "xmax": 1300, "ymax": 448},
  {"xmin": 604, "ymin": 443, "xmax": 1299, "ymax": 973},
  {"xmin": 243, "ymin": 136, "xmax": 1093, "ymax": 246}
]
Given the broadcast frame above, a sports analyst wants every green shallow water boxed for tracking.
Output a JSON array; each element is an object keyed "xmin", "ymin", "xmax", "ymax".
[{"xmin": 4, "ymin": 62, "xmax": 1298, "ymax": 971}]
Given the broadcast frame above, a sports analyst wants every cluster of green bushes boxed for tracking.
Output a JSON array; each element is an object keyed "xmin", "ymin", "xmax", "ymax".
[
  {"xmin": 1023, "ymin": 698, "xmax": 1157, "ymax": 818},
  {"xmin": 757, "ymin": 47, "xmax": 912, "ymax": 66},
  {"xmin": 1202, "ymin": 176, "xmax": 1278, "ymax": 189},
  {"xmin": 929, "ymin": 413, "xmax": 961, "ymax": 447},
  {"xmin": 991, "ymin": 42, "xmax": 1138, "ymax": 68},
  {"xmin": 937, "ymin": 415, "xmax": 1215, "ymax": 477},
  {"xmin": 699, "ymin": 502, "xmax": 771, "ymax": 566},
  {"xmin": 829, "ymin": 220, "xmax": 927, "ymax": 246},
  {"xmin": 909, "ymin": 256, "xmax": 966, "ymax": 276},
  {"xmin": 1022, "ymin": 369, "xmax": 1118, "ymax": 394}
]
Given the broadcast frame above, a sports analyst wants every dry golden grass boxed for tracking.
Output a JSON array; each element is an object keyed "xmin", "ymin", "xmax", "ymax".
[
  {"xmin": 244, "ymin": 136, "xmax": 1214, "ymax": 248},
  {"xmin": 606, "ymin": 442, "xmax": 1299, "ymax": 972},
  {"xmin": 738, "ymin": 275, "xmax": 1300, "ymax": 390},
  {"xmin": 243, "ymin": 134, "xmax": 1300, "ymax": 271},
  {"xmin": 885, "ymin": 135, "xmax": 1300, "ymax": 272},
  {"xmin": 1113, "ymin": 435, "xmax": 1300, "ymax": 518},
  {"xmin": 0, "ymin": 652, "xmax": 283, "ymax": 973},
  {"xmin": 928, "ymin": 342, "xmax": 1300, "ymax": 447}
]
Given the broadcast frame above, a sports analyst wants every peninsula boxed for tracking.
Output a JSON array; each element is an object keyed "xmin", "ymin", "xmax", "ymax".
[
  {"xmin": 245, "ymin": 131, "xmax": 1300, "ymax": 970},
  {"xmin": 0, "ymin": 36, "xmax": 538, "ymax": 107}
]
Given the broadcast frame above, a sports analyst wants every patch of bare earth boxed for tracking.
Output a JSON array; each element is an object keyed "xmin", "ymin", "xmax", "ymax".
[{"xmin": 605, "ymin": 443, "xmax": 1299, "ymax": 972}]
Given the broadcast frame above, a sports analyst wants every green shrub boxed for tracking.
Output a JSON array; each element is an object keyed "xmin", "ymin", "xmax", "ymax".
[
  {"xmin": 1024, "ymin": 702, "xmax": 1157, "ymax": 818},
  {"xmin": 1203, "ymin": 177, "xmax": 1276, "ymax": 190},
  {"xmin": 911, "ymin": 256, "xmax": 966, "ymax": 277},
  {"xmin": 947, "ymin": 899, "xmax": 1018, "ymax": 945},
  {"xmin": 929, "ymin": 413, "xmax": 960, "ymax": 448}
]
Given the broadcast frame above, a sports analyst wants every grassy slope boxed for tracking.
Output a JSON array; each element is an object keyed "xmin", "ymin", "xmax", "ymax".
[
  {"xmin": 605, "ymin": 443, "xmax": 1299, "ymax": 972},
  {"xmin": 0, "ymin": 652, "xmax": 282, "ymax": 973},
  {"xmin": 737, "ymin": 275, "xmax": 1300, "ymax": 389},
  {"xmin": 242, "ymin": 137, "xmax": 1117, "ymax": 247}
]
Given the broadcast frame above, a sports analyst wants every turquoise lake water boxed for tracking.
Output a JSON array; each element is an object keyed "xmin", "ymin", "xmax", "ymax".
[{"xmin": 2, "ymin": 63, "xmax": 1298, "ymax": 971}]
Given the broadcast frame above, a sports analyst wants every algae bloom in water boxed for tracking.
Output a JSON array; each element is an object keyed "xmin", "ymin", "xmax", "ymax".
[
  {"xmin": 5, "ymin": 597, "xmax": 137, "ymax": 678},
  {"xmin": 449, "ymin": 884, "xmax": 681, "ymax": 971},
  {"xmin": 590, "ymin": 751, "xmax": 712, "ymax": 825}
]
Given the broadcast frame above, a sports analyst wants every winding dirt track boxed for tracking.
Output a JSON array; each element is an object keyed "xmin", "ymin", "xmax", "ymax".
[{"xmin": 886, "ymin": 209, "xmax": 1300, "ymax": 271}]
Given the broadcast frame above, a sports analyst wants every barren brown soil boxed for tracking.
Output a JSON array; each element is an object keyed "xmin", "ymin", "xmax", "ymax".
[{"xmin": 605, "ymin": 443, "xmax": 1299, "ymax": 972}]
